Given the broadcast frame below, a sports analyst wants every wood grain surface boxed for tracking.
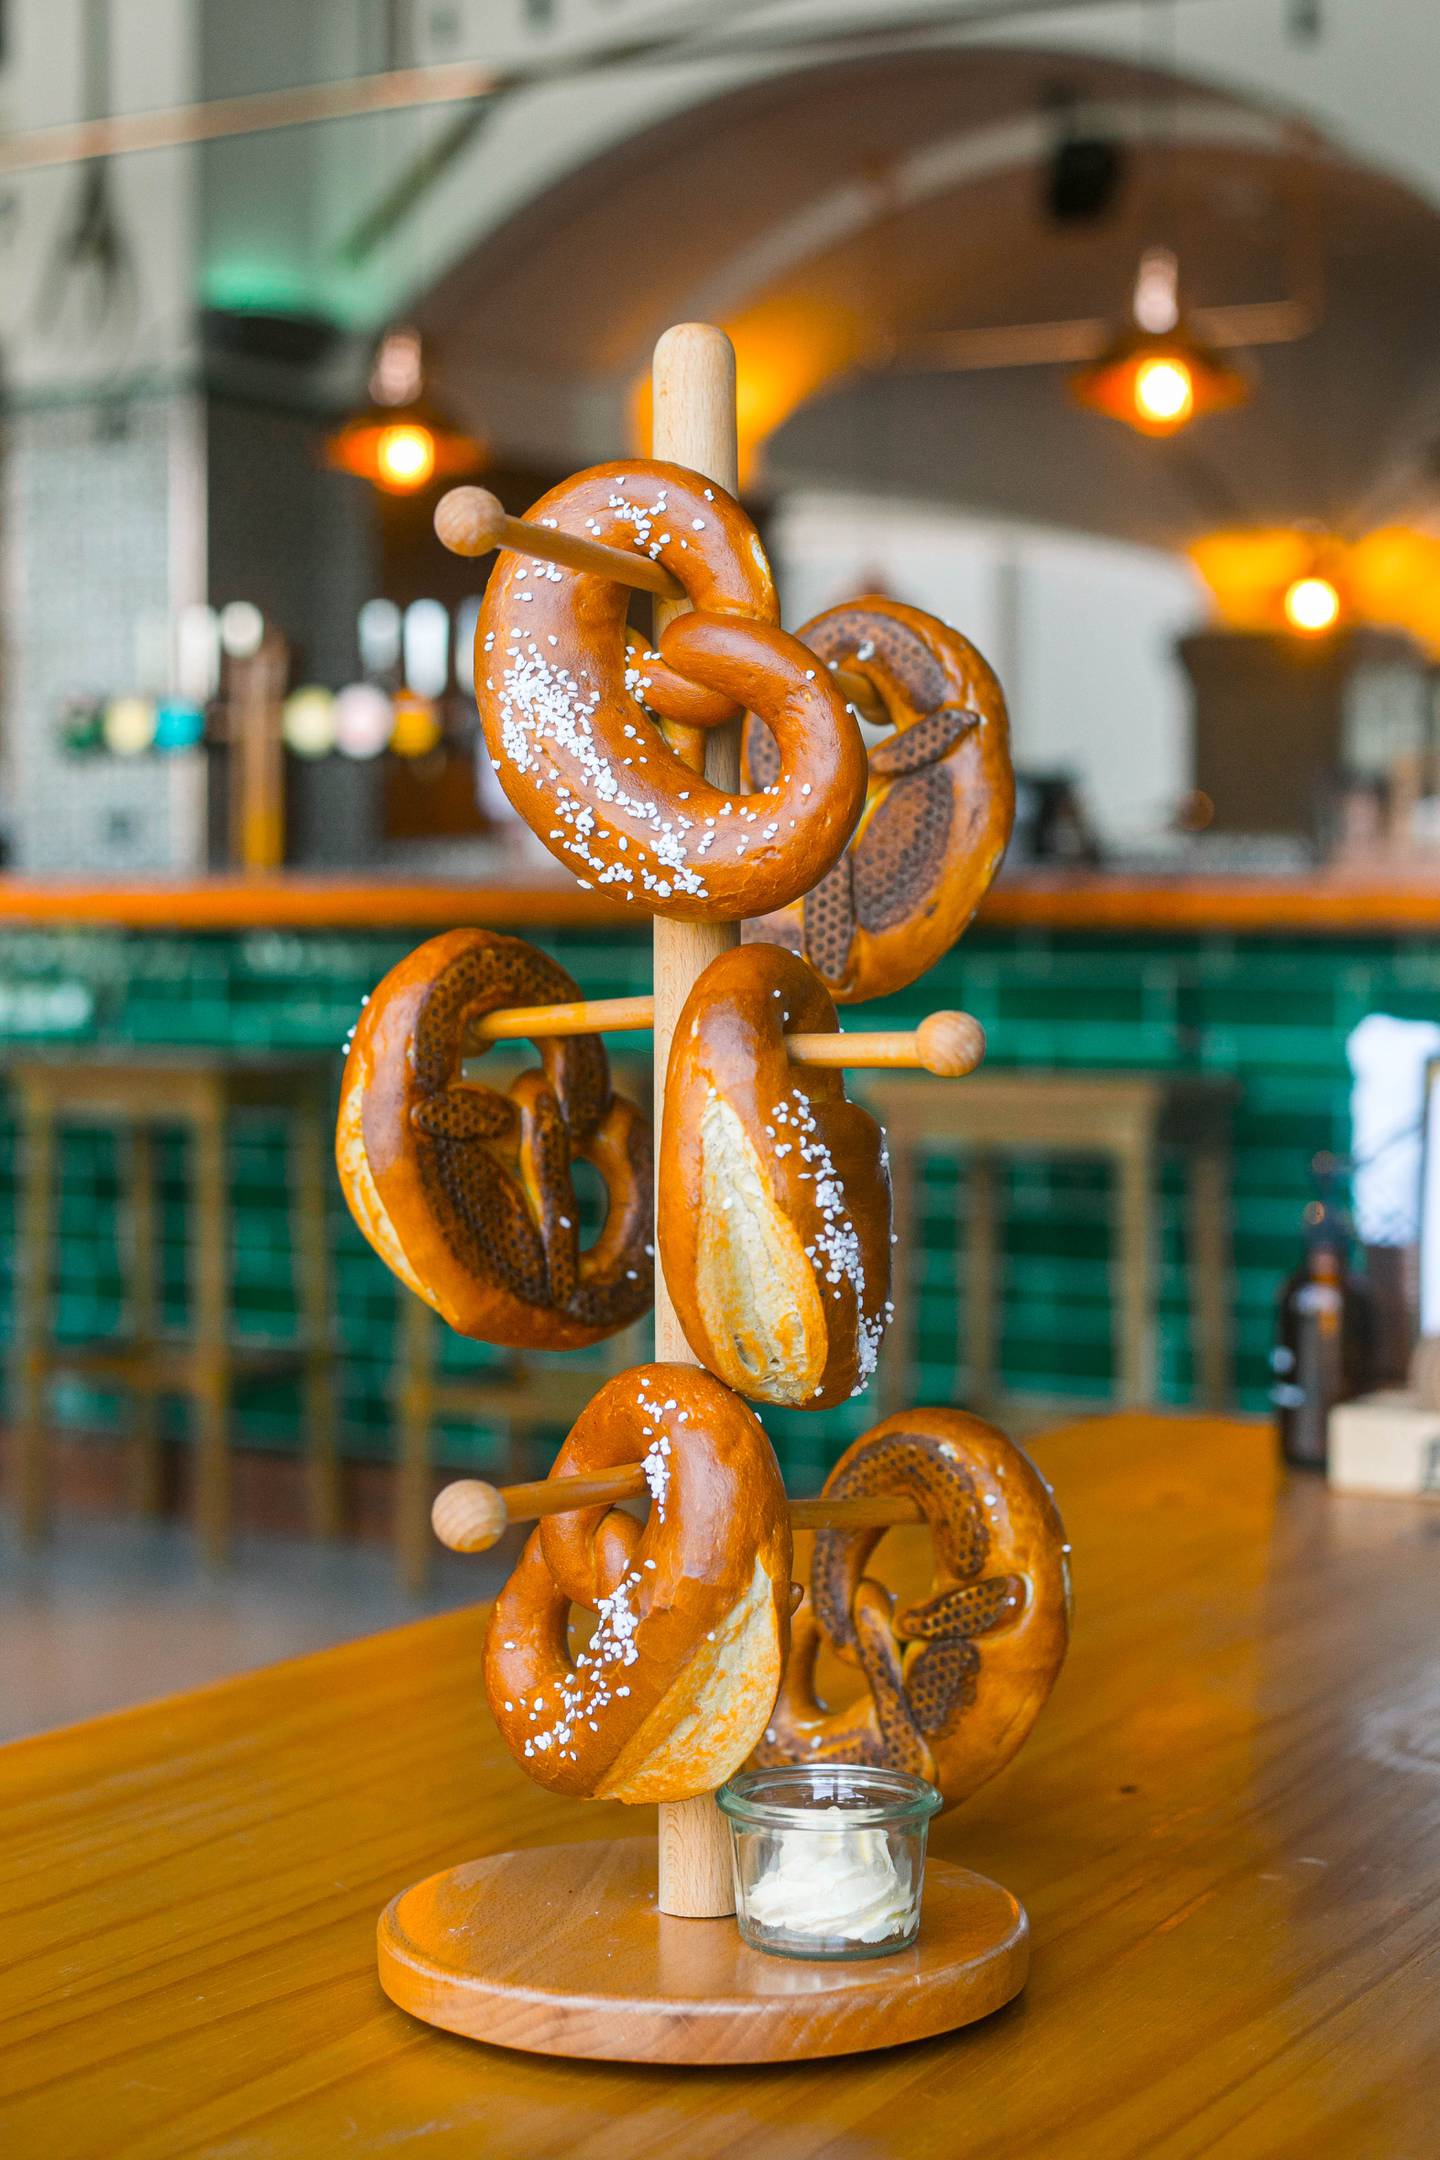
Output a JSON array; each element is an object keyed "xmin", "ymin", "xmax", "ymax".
[
  {"xmin": 2, "ymin": 1413, "xmax": 1438, "ymax": 2158},
  {"xmin": 376, "ymin": 1843, "xmax": 1027, "ymax": 2063}
]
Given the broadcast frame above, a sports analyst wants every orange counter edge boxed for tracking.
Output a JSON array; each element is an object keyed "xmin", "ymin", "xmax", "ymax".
[{"xmin": 1, "ymin": 871, "xmax": 1439, "ymax": 936}]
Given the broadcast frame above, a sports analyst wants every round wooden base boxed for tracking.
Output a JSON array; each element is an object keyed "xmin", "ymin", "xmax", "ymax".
[{"xmin": 376, "ymin": 1838, "xmax": 1029, "ymax": 2065}]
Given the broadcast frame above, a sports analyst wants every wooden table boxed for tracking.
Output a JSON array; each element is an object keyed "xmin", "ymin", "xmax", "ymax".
[{"xmin": 3, "ymin": 1413, "xmax": 1437, "ymax": 2158}]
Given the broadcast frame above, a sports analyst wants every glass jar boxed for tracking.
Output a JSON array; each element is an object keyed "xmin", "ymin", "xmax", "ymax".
[{"xmin": 716, "ymin": 1764, "xmax": 942, "ymax": 1960}]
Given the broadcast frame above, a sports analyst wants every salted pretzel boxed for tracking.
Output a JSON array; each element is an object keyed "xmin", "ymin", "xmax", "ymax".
[
  {"xmin": 336, "ymin": 929, "xmax": 652, "ymax": 1350},
  {"xmin": 754, "ymin": 1409, "xmax": 1069, "ymax": 1807},
  {"xmin": 659, "ymin": 944, "xmax": 892, "ymax": 1411},
  {"xmin": 474, "ymin": 459, "xmax": 866, "ymax": 920},
  {"xmin": 743, "ymin": 597, "xmax": 1013, "ymax": 1002},
  {"xmin": 485, "ymin": 1364, "xmax": 793, "ymax": 1801}
]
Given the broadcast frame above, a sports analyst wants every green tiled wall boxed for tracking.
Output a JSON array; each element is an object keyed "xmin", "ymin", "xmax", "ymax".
[{"xmin": 1, "ymin": 918, "xmax": 1427, "ymax": 1487}]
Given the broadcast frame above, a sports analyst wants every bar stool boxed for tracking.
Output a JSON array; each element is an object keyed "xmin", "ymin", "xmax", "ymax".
[
  {"xmin": 392, "ymin": 1300, "xmax": 649, "ymax": 1591},
  {"xmin": 866, "ymin": 1070, "xmax": 1237, "ymax": 1414},
  {"xmin": 7, "ymin": 1051, "xmax": 338, "ymax": 1563}
]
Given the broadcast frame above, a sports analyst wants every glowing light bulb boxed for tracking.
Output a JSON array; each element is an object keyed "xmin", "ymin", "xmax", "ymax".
[
  {"xmin": 376, "ymin": 424, "xmax": 436, "ymax": 491},
  {"xmin": 1133, "ymin": 357, "xmax": 1194, "ymax": 427},
  {"xmin": 1284, "ymin": 575, "xmax": 1341, "ymax": 634}
]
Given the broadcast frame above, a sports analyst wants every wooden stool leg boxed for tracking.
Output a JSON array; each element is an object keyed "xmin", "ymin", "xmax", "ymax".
[
  {"xmin": 1114, "ymin": 1127, "xmax": 1158, "ymax": 1407},
  {"xmin": 13, "ymin": 1095, "xmax": 56, "ymax": 1543},
  {"xmin": 191, "ymin": 1100, "xmax": 232, "ymax": 1565},
  {"xmin": 396, "ymin": 1291, "xmax": 436, "ymax": 1593},
  {"xmin": 125, "ymin": 1124, "xmax": 164, "ymax": 1516},
  {"xmin": 293, "ymin": 1096, "xmax": 341, "ymax": 1539},
  {"xmin": 964, "ymin": 1152, "xmax": 1000, "ymax": 1410},
  {"xmin": 497, "ymin": 1358, "xmax": 536, "ymax": 1490},
  {"xmin": 880, "ymin": 1133, "xmax": 917, "ymax": 1419},
  {"xmin": 1187, "ymin": 1142, "xmax": 1234, "ymax": 1411}
]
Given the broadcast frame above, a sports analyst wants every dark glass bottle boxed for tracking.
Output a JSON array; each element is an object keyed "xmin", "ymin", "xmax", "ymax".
[{"xmin": 1271, "ymin": 1168, "xmax": 1377, "ymax": 1469}]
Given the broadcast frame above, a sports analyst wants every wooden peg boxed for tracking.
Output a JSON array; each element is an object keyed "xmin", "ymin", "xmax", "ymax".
[
  {"xmin": 431, "ymin": 1472, "xmax": 923, "ymax": 1554},
  {"xmin": 436, "ymin": 487, "xmax": 683, "ymax": 599},
  {"xmin": 785, "ymin": 1010, "xmax": 987, "ymax": 1079},
  {"xmin": 435, "ymin": 483, "xmax": 884, "ymax": 723},
  {"xmin": 469, "ymin": 997, "xmax": 985, "ymax": 1078},
  {"xmin": 431, "ymin": 1468, "xmax": 649, "ymax": 1551},
  {"xmin": 469, "ymin": 994, "xmax": 654, "ymax": 1044}
]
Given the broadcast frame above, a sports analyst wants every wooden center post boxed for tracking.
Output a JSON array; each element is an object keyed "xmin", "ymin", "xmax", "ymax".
[{"xmin": 650, "ymin": 323, "xmax": 744, "ymax": 1918}]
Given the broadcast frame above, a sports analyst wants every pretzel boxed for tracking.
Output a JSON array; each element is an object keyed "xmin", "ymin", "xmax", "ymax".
[
  {"xmin": 743, "ymin": 598, "xmax": 1014, "ymax": 1002},
  {"xmin": 484, "ymin": 1364, "xmax": 793, "ymax": 1801},
  {"xmin": 336, "ymin": 929, "xmax": 652, "ymax": 1350},
  {"xmin": 659, "ymin": 944, "xmax": 893, "ymax": 1410},
  {"xmin": 753, "ymin": 1408, "xmax": 1069, "ymax": 1807},
  {"xmin": 474, "ymin": 459, "xmax": 866, "ymax": 919}
]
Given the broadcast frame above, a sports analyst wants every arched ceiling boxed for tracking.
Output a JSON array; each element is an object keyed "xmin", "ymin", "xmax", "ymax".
[{"xmin": 416, "ymin": 40, "xmax": 1440, "ymax": 551}]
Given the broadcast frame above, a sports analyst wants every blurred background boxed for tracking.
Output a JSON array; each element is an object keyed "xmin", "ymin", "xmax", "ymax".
[{"xmin": 4, "ymin": 0, "xmax": 1439, "ymax": 1733}]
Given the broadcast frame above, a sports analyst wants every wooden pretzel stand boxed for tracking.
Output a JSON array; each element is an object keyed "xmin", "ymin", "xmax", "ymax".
[{"xmin": 375, "ymin": 324, "xmax": 1031, "ymax": 2064}]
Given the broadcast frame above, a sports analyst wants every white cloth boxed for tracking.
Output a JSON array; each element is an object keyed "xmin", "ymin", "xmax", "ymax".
[{"xmin": 1347, "ymin": 1013, "xmax": 1440, "ymax": 1248}]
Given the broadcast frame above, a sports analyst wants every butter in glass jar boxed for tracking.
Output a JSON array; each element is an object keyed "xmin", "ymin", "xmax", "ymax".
[{"xmin": 717, "ymin": 1764, "xmax": 942, "ymax": 1960}]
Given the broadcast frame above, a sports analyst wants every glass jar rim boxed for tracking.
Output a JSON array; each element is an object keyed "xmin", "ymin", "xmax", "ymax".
[{"xmin": 717, "ymin": 1763, "xmax": 943, "ymax": 1828}]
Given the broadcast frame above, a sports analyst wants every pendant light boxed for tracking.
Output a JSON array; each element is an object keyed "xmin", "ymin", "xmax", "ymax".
[
  {"xmin": 1069, "ymin": 247, "xmax": 1250, "ymax": 437},
  {"xmin": 326, "ymin": 327, "xmax": 485, "ymax": 494},
  {"xmin": 1071, "ymin": 2, "xmax": 1252, "ymax": 438}
]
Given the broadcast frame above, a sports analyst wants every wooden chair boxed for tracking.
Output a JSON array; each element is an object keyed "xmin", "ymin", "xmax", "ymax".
[
  {"xmin": 865, "ymin": 1071, "xmax": 1237, "ymax": 1415},
  {"xmin": 7, "ymin": 1051, "xmax": 338, "ymax": 1564},
  {"xmin": 391, "ymin": 1302, "xmax": 649, "ymax": 1592}
]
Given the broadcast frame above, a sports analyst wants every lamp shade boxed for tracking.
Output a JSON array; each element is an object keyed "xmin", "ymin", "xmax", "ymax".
[
  {"xmin": 326, "ymin": 400, "xmax": 484, "ymax": 494},
  {"xmin": 1070, "ymin": 323, "xmax": 1250, "ymax": 437},
  {"xmin": 1190, "ymin": 524, "xmax": 1440, "ymax": 655},
  {"xmin": 326, "ymin": 326, "xmax": 485, "ymax": 494}
]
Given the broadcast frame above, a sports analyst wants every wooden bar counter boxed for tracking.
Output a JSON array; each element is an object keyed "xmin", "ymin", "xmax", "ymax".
[
  {"xmin": 2, "ymin": 1411, "xmax": 1435, "ymax": 2157},
  {"xmin": 3, "ymin": 861, "xmax": 1436, "ymax": 1430},
  {"xmin": 5, "ymin": 865, "xmax": 1440, "ymax": 934}
]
